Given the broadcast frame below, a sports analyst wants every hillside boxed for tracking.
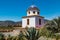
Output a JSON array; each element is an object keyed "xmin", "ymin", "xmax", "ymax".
[{"xmin": 0, "ymin": 20, "xmax": 22, "ymax": 27}]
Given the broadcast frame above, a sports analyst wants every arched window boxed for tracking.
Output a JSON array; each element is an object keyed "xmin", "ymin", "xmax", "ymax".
[
  {"xmin": 29, "ymin": 11, "xmax": 30, "ymax": 14},
  {"xmin": 39, "ymin": 19, "xmax": 41, "ymax": 25},
  {"xmin": 38, "ymin": 12, "xmax": 39, "ymax": 14},
  {"xmin": 33, "ymin": 11, "xmax": 35, "ymax": 14},
  {"xmin": 27, "ymin": 19, "xmax": 29, "ymax": 25}
]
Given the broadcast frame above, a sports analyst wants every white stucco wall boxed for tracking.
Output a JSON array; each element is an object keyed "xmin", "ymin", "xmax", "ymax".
[
  {"xmin": 35, "ymin": 17, "xmax": 44, "ymax": 28},
  {"xmin": 22, "ymin": 17, "xmax": 44, "ymax": 28},
  {"xmin": 22, "ymin": 17, "xmax": 36, "ymax": 28},
  {"xmin": 27, "ymin": 11, "xmax": 39, "ymax": 16}
]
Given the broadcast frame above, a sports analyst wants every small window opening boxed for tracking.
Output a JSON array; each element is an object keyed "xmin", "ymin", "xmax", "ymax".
[
  {"xmin": 33, "ymin": 11, "xmax": 35, "ymax": 14},
  {"xmin": 27, "ymin": 19, "xmax": 29, "ymax": 25},
  {"xmin": 39, "ymin": 19, "xmax": 41, "ymax": 25}
]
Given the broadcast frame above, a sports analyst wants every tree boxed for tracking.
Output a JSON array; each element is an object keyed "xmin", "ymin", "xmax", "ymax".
[
  {"xmin": 45, "ymin": 17, "xmax": 60, "ymax": 33},
  {"xmin": 39, "ymin": 27, "xmax": 55, "ymax": 38},
  {"xmin": 53, "ymin": 17, "xmax": 60, "ymax": 32}
]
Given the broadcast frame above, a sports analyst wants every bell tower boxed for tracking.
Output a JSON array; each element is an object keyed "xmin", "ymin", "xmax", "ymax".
[
  {"xmin": 22, "ymin": 5, "xmax": 44, "ymax": 28},
  {"xmin": 27, "ymin": 5, "xmax": 40, "ymax": 16}
]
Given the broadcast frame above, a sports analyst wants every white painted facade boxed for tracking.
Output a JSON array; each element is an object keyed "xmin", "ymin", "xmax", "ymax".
[
  {"xmin": 22, "ymin": 5, "xmax": 44, "ymax": 28},
  {"xmin": 27, "ymin": 10, "xmax": 40, "ymax": 16},
  {"xmin": 35, "ymin": 17, "xmax": 44, "ymax": 27},
  {"xmin": 22, "ymin": 17, "xmax": 35, "ymax": 28},
  {"xmin": 22, "ymin": 17, "xmax": 44, "ymax": 28}
]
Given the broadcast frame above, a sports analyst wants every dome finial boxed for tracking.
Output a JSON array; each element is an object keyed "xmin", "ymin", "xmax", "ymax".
[
  {"xmin": 30, "ymin": 5, "xmax": 36, "ymax": 8},
  {"xmin": 27, "ymin": 5, "xmax": 40, "ymax": 11}
]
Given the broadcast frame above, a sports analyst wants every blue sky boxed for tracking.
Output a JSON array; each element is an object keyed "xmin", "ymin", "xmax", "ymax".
[{"xmin": 0, "ymin": 0, "xmax": 60, "ymax": 21}]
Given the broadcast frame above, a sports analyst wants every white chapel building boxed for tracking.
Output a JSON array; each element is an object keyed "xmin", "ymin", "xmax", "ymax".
[{"xmin": 22, "ymin": 5, "xmax": 44, "ymax": 28}]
